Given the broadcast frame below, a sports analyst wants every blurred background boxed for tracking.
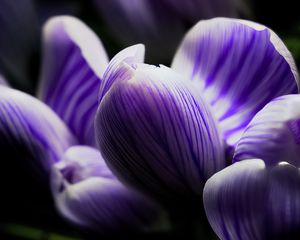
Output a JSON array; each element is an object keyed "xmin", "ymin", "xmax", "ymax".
[{"xmin": 1, "ymin": 0, "xmax": 300, "ymax": 239}]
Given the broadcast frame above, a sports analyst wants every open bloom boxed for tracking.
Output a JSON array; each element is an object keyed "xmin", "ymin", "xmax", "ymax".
[
  {"xmin": 0, "ymin": 16, "xmax": 164, "ymax": 232},
  {"xmin": 95, "ymin": 18, "xmax": 299, "ymax": 199},
  {"xmin": 204, "ymin": 95, "xmax": 300, "ymax": 239}
]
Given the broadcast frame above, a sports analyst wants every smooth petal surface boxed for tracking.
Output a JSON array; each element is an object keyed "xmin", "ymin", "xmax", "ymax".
[
  {"xmin": 0, "ymin": 86, "xmax": 76, "ymax": 173},
  {"xmin": 96, "ymin": 64, "xmax": 225, "ymax": 198},
  {"xmin": 234, "ymin": 95, "xmax": 300, "ymax": 167},
  {"xmin": 38, "ymin": 16, "xmax": 109, "ymax": 146},
  {"xmin": 98, "ymin": 44, "xmax": 145, "ymax": 102},
  {"xmin": 172, "ymin": 18, "xmax": 299, "ymax": 147},
  {"xmin": 0, "ymin": 0, "xmax": 38, "ymax": 91},
  {"xmin": 51, "ymin": 146, "xmax": 166, "ymax": 232},
  {"xmin": 204, "ymin": 159, "xmax": 300, "ymax": 240}
]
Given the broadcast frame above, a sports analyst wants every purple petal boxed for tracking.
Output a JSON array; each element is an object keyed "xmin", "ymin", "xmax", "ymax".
[
  {"xmin": 0, "ymin": 0, "xmax": 38, "ymax": 91},
  {"xmin": 204, "ymin": 159, "xmax": 300, "ymax": 239},
  {"xmin": 98, "ymin": 44, "xmax": 145, "ymax": 102},
  {"xmin": 172, "ymin": 18, "xmax": 299, "ymax": 147},
  {"xmin": 0, "ymin": 86, "xmax": 76, "ymax": 174},
  {"xmin": 38, "ymin": 16, "xmax": 109, "ymax": 146},
  {"xmin": 234, "ymin": 95, "xmax": 300, "ymax": 167},
  {"xmin": 96, "ymin": 64, "xmax": 225, "ymax": 198},
  {"xmin": 51, "ymin": 146, "xmax": 166, "ymax": 232}
]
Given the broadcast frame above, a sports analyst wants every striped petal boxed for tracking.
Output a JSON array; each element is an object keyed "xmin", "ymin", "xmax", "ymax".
[
  {"xmin": 98, "ymin": 44, "xmax": 145, "ymax": 102},
  {"xmin": 51, "ymin": 146, "xmax": 166, "ymax": 232},
  {"xmin": 38, "ymin": 16, "xmax": 109, "ymax": 146},
  {"xmin": 0, "ymin": 86, "xmax": 76, "ymax": 174},
  {"xmin": 234, "ymin": 95, "xmax": 300, "ymax": 167},
  {"xmin": 172, "ymin": 18, "xmax": 299, "ymax": 147},
  {"xmin": 96, "ymin": 63, "xmax": 225, "ymax": 198},
  {"xmin": 203, "ymin": 159, "xmax": 300, "ymax": 240}
]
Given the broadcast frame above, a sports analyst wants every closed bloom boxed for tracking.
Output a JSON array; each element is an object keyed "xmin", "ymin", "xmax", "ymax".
[
  {"xmin": 0, "ymin": 15, "xmax": 163, "ymax": 232},
  {"xmin": 96, "ymin": 63, "xmax": 224, "ymax": 198},
  {"xmin": 95, "ymin": 18, "xmax": 298, "ymax": 199},
  {"xmin": 203, "ymin": 95, "xmax": 300, "ymax": 239}
]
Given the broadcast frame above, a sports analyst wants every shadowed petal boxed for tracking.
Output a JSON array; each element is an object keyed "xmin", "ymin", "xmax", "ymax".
[
  {"xmin": 172, "ymin": 18, "xmax": 299, "ymax": 147},
  {"xmin": 98, "ymin": 44, "xmax": 145, "ymax": 102},
  {"xmin": 234, "ymin": 95, "xmax": 300, "ymax": 167},
  {"xmin": 0, "ymin": 86, "xmax": 76, "ymax": 174},
  {"xmin": 38, "ymin": 16, "xmax": 109, "ymax": 146},
  {"xmin": 51, "ymin": 146, "xmax": 167, "ymax": 232},
  {"xmin": 203, "ymin": 159, "xmax": 300, "ymax": 240},
  {"xmin": 96, "ymin": 63, "xmax": 225, "ymax": 198}
]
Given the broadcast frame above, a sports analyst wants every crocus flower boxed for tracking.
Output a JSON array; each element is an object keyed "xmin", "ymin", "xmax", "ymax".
[
  {"xmin": 93, "ymin": 0, "xmax": 249, "ymax": 62},
  {"xmin": 203, "ymin": 95, "xmax": 300, "ymax": 239},
  {"xmin": 0, "ymin": 15, "xmax": 165, "ymax": 232},
  {"xmin": 95, "ymin": 18, "xmax": 299, "ymax": 200},
  {"xmin": 97, "ymin": 62, "xmax": 225, "ymax": 198}
]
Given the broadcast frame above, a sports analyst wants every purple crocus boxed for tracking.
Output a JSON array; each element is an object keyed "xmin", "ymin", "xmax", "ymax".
[
  {"xmin": 203, "ymin": 95, "xmax": 300, "ymax": 239},
  {"xmin": 0, "ymin": 15, "xmax": 165, "ymax": 232},
  {"xmin": 95, "ymin": 18, "xmax": 299, "ymax": 199}
]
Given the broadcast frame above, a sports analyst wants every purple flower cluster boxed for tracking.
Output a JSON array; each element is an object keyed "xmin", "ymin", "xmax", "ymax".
[{"xmin": 1, "ymin": 5, "xmax": 300, "ymax": 240}]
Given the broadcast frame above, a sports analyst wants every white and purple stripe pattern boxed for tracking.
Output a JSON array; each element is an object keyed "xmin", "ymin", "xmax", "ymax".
[
  {"xmin": 96, "ymin": 64, "xmax": 225, "ymax": 198},
  {"xmin": 38, "ymin": 16, "xmax": 109, "ymax": 146},
  {"xmin": 204, "ymin": 159, "xmax": 300, "ymax": 240},
  {"xmin": 51, "ymin": 146, "xmax": 164, "ymax": 232},
  {"xmin": 0, "ymin": 86, "xmax": 76, "ymax": 173},
  {"xmin": 234, "ymin": 95, "xmax": 300, "ymax": 167},
  {"xmin": 172, "ymin": 18, "xmax": 299, "ymax": 147},
  {"xmin": 98, "ymin": 44, "xmax": 145, "ymax": 102}
]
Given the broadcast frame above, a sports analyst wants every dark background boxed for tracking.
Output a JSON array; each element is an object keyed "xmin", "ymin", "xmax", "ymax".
[{"xmin": 1, "ymin": 0, "xmax": 300, "ymax": 239}]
